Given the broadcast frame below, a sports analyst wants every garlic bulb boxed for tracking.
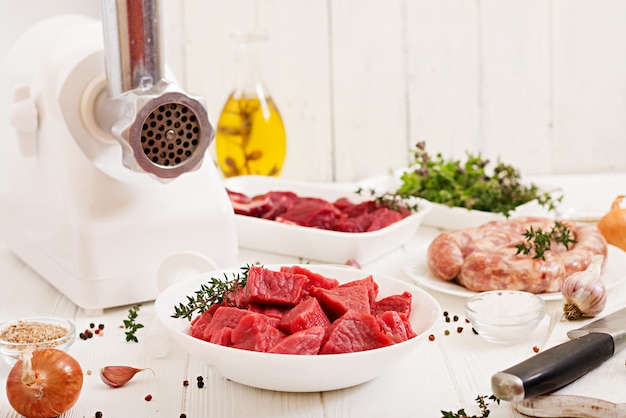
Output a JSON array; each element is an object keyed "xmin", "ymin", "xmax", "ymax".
[{"xmin": 562, "ymin": 255, "xmax": 607, "ymax": 320}]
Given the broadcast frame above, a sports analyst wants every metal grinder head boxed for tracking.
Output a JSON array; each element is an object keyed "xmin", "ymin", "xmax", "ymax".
[{"xmin": 112, "ymin": 79, "xmax": 214, "ymax": 180}]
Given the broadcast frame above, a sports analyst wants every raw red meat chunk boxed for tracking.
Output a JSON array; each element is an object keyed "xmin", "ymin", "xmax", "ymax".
[
  {"xmin": 225, "ymin": 189, "xmax": 411, "ymax": 233},
  {"xmin": 320, "ymin": 310, "xmax": 394, "ymax": 354},
  {"xmin": 269, "ymin": 326, "xmax": 326, "ymax": 355},
  {"xmin": 280, "ymin": 265, "xmax": 339, "ymax": 295},
  {"xmin": 231, "ymin": 312, "xmax": 285, "ymax": 352},
  {"xmin": 377, "ymin": 310, "xmax": 416, "ymax": 344},
  {"xmin": 371, "ymin": 291, "xmax": 412, "ymax": 317},
  {"xmin": 188, "ymin": 265, "xmax": 418, "ymax": 355},
  {"xmin": 244, "ymin": 266, "xmax": 308, "ymax": 307},
  {"xmin": 278, "ymin": 297, "xmax": 331, "ymax": 334}
]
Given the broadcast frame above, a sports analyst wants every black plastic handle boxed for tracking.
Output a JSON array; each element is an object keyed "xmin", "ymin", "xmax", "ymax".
[{"xmin": 491, "ymin": 332, "xmax": 615, "ymax": 401}]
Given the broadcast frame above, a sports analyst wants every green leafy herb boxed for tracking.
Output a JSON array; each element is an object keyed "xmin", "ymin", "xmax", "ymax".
[
  {"xmin": 171, "ymin": 265, "xmax": 253, "ymax": 321},
  {"xmin": 355, "ymin": 187, "xmax": 420, "ymax": 212},
  {"xmin": 123, "ymin": 304, "xmax": 144, "ymax": 343},
  {"xmin": 391, "ymin": 141, "xmax": 561, "ymax": 217},
  {"xmin": 514, "ymin": 221, "xmax": 576, "ymax": 260},
  {"xmin": 441, "ymin": 394, "xmax": 500, "ymax": 418}
]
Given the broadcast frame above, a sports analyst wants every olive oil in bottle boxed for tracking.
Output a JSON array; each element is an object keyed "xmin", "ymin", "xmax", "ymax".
[{"xmin": 215, "ymin": 31, "xmax": 286, "ymax": 177}]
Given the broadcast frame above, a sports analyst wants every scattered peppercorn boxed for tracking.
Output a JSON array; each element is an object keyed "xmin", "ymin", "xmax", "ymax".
[
  {"xmin": 444, "ymin": 329, "xmax": 450, "ymax": 336},
  {"xmin": 428, "ymin": 334, "xmax": 435, "ymax": 341},
  {"xmin": 197, "ymin": 380, "xmax": 205, "ymax": 388},
  {"xmin": 80, "ymin": 332, "xmax": 87, "ymax": 340},
  {"xmin": 90, "ymin": 323, "xmax": 95, "ymax": 329},
  {"xmin": 443, "ymin": 311, "xmax": 449, "ymax": 317},
  {"xmin": 95, "ymin": 412, "xmax": 103, "ymax": 418},
  {"xmin": 94, "ymin": 329, "xmax": 100, "ymax": 335},
  {"xmin": 533, "ymin": 346, "xmax": 540, "ymax": 353},
  {"xmin": 145, "ymin": 394, "xmax": 152, "ymax": 401},
  {"xmin": 445, "ymin": 316, "xmax": 451, "ymax": 323},
  {"xmin": 180, "ymin": 414, "xmax": 187, "ymax": 418},
  {"xmin": 87, "ymin": 369, "xmax": 92, "ymax": 375},
  {"xmin": 196, "ymin": 376, "xmax": 203, "ymax": 381},
  {"xmin": 453, "ymin": 315, "xmax": 459, "ymax": 322},
  {"xmin": 98, "ymin": 323, "xmax": 105, "ymax": 330},
  {"xmin": 472, "ymin": 328, "xmax": 478, "ymax": 335},
  {"xmin": 183, "ymin": 379, "xmax": 189, "ymax": 387},
  {"xmin": 465, "ymin": 318, "xmax": 470, "ymax": 323},
  {"xmin": 457, "ymin": 327, "xmax": 463, "ymax": 333}
]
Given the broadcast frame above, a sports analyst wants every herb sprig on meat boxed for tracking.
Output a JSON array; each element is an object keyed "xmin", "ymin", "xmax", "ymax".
[
  {"xmin": 514, "ymin": 221, "xmax": 576, "ymax": 260},
  {"xmin": 171, "ymin": 265, "xmax": 253, "ymax": 321},
  {"xmin": 392, "ymin": 141, "xmax": 561, "ymax": 217}
]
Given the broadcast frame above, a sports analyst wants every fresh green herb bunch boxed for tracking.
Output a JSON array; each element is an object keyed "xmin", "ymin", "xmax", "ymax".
[
  {"xmin": 441, "ymin": 394, "xmax": 500, "ymax": 418},
  {"xmin": 515, "ymin": 220, "xmax": 577, "ymax": 260},
  {"xmin": 172, "ymin": 265, "xmax": 253, "ymax": 321},
  {"xmin": 394, "ymin": 141, "xmax": 560, "ymax": 217},
  {"xmin": 355, "ymin": 187, "xmax": 420, "ymax": 213},
  {"xmin": 124, "ymin": 304, "xmax": 144, "ymax": 343}
]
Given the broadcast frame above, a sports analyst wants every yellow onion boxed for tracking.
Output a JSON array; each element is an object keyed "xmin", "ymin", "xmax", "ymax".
[
  {"xmin": 597, "ymin": 195, "xmax": 626, "ymax": 251},
  {"xmin": 562, "ymin": 255, "xmax": 607, "ymax": 320}
]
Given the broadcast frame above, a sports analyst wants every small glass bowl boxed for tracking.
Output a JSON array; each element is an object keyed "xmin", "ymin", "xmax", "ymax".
[
  {"xmin": 0, "ymin": 317, "xmax": 76, "ymax": 366},
  {"xmin": 465, "ymin": 291, "xmax": 545, "ymax": 344}
]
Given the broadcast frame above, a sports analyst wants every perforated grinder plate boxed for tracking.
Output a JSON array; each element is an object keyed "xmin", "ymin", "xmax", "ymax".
[{"xmin": 141, "ymin": 103, "xmax": 201, "ymax": 167}]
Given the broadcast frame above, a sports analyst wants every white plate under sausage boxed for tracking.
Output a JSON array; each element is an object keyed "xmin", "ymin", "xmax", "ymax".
[{"xmin": 404, "ymin": 244, "xmax": 626, "ymax": 301}]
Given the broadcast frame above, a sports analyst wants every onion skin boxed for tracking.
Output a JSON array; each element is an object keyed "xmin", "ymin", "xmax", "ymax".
[
  {"xmin": 597, "ymin": 195, "xmax": 626, "ymax": 251},
  {"xmin": 6, "ymin": 348, "xmax": 83, "ymax": 418}
]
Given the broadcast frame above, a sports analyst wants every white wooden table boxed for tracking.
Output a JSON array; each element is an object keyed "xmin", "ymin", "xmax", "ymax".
[{"xmin": 1, "ymin": 174, "xmax": 625, "ymax": 418}]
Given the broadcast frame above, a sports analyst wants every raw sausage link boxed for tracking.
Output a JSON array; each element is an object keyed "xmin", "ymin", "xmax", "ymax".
[
  {"xmin": 557, "ymin": 223, "xmax": 608, "ymax": 277},
  {"xmin": 458, "ymin": 245, "xmax": 566, "ymax": 293}
]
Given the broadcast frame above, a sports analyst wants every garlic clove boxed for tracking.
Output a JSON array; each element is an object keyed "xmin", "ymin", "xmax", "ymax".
[{"xmin": 100, "ymin": 366, "xmax": 150, "ymax": 388}]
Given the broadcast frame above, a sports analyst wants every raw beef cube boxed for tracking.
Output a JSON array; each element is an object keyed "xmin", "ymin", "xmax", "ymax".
[
  {"xmin": 275, "ymin": 197, "xmax": 346, "ymax": 230},
  {"xmin": 333, "ymin": 198, "xmax": 377, "ymax": 218},
  {"xmin": 190, "ymin": 310, "xmax": 213, "ymax": 340},
  {"xmin": 231, "ymin": 312, "xmax": 285, "ymax": 352},
  {"xmin": 269, "ymin": 326, "xmax": 326, "ymax": 355},
  {"xmin": 310, "ymin": 284, "xmax": 370, "ymax": 321},
  {"xmin": 248, "ymin": 303, "xmax": 288, "ymax": 319},
  {"xmin": 335, "ymin": 211, "xmax": 375, "ymax": 232},
  {"xmin": 320, "ymin": 310, "xmax": 393, "ymax": 354},
  {"xmin": 278, "ymin": 297, "xmax": 331, "ymax": 334},
  {"xmin": 377, "ymin": 310, "xmax": 416, "ymax": 344},
  {"xmin": 339, "ymin": 275, "xmax": 379, "ymax": 306},
  {"xmin": 209, "ymin": 327, "xmax": 233, "ymax": 346},
  {"xmin": 245, "ymin": 266, "xmax": 308, "ymax": 307},
  {"xmin": 371, "ymin": 291, "xmax": 413, "ymax": 317},
  {"xmin": 201, "ymin": 306, "xmax": 249, "ymax": 341},
  {"xmin": 366, "ymin": 208, "xmax": 403, "ymax": 231},
  {"xmin": 280, "ymin": 265, "xmax": 339, "ymax": 294}
]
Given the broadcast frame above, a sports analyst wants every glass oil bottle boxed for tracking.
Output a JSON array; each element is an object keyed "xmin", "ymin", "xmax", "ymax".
[{"xmin": 215, "ymin": 31, "xmax": 287, "ymax": 177}]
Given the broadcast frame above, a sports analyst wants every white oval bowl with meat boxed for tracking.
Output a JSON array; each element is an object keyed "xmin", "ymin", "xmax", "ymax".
[{"xmin": 155, "ymin": 264, "xmax": 441, "ymax": 392}]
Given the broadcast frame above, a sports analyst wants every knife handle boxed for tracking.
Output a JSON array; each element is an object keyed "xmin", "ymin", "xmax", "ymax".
[{"xmin": 491, "ymin": 332, "xmax": 615, "ymax": 402}]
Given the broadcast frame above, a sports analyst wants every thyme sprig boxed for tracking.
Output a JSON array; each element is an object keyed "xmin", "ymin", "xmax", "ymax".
[
  {"xmin": 171, "ymin": 265, "xmax": 253, "ymax": 321},
  {"xmin": 514, "ymin": 221, "xmax": 576, "ymax": 260},
  {"xmin": 355, "ymin": 187, "xmax": 420, "ymax": 212},
  {"xmin": 392, "ymin": 141, "xmax": 561, "ymax": 217},
  {"xmin": 441, "ymin": 394, "xmax": 500, "ymax": 418},
  {"xmin": 123, "ymin": 304, "xmax": 144, "ymax": 343}
]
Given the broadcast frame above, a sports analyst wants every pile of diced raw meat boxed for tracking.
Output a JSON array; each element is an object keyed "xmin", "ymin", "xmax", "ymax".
[
  {"xmin": 226, "ymin": 189, "xmax": 411, "ymax": 233},
  {"xmin": 190, "ymin": 265, "xmax": 417, "ymax": 355}
]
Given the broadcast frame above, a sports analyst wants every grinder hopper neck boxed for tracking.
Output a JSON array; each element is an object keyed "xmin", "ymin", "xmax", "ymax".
[{"xmin": 100, "ymin": 0, "xmax": 212, "ymax": 181}]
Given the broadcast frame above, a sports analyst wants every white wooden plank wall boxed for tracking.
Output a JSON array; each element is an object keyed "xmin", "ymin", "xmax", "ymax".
[{"xmin": 168, "ymin": 0, "xmax": 626, "ymax": 182}]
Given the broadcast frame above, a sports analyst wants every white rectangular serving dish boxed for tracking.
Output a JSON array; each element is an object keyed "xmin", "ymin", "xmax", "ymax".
[{"xmin": 223, "ymin": 176, "xmax": 432, "ymax": 264}]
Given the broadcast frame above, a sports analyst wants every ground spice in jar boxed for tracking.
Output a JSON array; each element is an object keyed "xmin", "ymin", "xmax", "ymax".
[{"xmin": 0, "ymin": 320, "xmax": 68, "ymax": 346}]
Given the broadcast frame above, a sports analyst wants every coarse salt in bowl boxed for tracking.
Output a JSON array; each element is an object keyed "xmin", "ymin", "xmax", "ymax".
[
  {"xmin": 0, "ymin": 316, "xmax": 76, "ymax": 366},
  {"xmin": 465, "ymin": 291, "xmax": 546, "ymax": 345},
  {"xmin": 155, "ymin": 264, "xmax": 441, "ymax": 392}
]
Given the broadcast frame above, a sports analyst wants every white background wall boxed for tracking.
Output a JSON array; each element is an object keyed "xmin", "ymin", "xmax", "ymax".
[{"xmin": 2, "ymin": 0, "xmax": 626, "ymax": 183}]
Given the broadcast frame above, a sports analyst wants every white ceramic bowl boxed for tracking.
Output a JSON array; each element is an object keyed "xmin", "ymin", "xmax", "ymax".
[
  {"xmin": 224, "ymin": 176, "xmax": 432, "ymax": 264},
  {"xmin": 155, "ymin": 264, "xmax": 441, "ymax": 392},
  {"xmin": 465, "ymin": 291, "xmax": 546, "ymax": 344},
  {"xmin": 0, "ymin": 316, "xmax": 76, "ymax": 366}
]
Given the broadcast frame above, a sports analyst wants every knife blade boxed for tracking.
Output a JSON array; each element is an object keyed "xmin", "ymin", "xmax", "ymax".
[{"xmin": 491, "ymin": 307, "xmax": 626, "ymax": 402}]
